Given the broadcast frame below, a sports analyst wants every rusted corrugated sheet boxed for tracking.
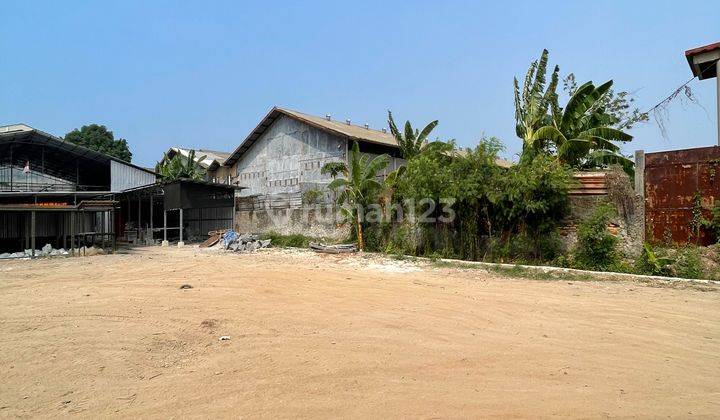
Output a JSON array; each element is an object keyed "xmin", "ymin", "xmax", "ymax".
[
  {"xmin": 569, "ymin": 172, "xmax": 607, "ymax": 196},
  {"xmin": 645, "ymin": 146, "xmax": 720, "ymax": 245}
]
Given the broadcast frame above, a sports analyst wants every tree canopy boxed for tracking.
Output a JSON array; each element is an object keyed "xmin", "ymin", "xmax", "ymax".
[{"xmin": 64, "ymin": 124, "xmax": 133, "ymax": 162}]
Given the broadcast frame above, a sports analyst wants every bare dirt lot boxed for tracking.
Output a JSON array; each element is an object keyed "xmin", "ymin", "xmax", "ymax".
[{"xmin": 1, "ymin": 246, "xmax": 719, "ymax": 418}]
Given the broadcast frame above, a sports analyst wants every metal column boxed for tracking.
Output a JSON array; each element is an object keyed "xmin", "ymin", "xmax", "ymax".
[
  {"xmin": 30, "ymin": 211, "xmax": 36, "ymax": 258},
  {"xmin": 111, "ymin": 208, "xmax": 117, "ymax": 252},
  {"xmin": 179, "ymin": 208, "xmax": 183, "ymax": 243},
  {"xmin": 163, "ymin": 210, "xmax": 167, "ymax": 241},
  {"xmin": 101, "ymin": 211, "xmax": 106, "ymax": 249},
  {"xmin": 149, "ymin": 195, "xmax": 154, "ymax": 243},
  {"xmin": 137, "ymin": 196, "xmax": 141, "ymax": 242},
  {"xmin": 70, "ymin": 212, "xmax": 75, "ymax": 255}
]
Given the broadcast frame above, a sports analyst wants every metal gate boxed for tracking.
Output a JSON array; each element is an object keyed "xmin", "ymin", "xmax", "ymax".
[{"xmin": 644, "ymin": 146, "xmax": 720, "ymax": 245}]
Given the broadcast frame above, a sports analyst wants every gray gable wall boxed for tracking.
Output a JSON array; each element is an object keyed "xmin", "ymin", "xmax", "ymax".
[{"xmin": 234, "ymin": 115, "xmax": 347, "ymax": 200}]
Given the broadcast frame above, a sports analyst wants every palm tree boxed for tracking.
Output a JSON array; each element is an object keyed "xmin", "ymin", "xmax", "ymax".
[
  {"xmin": 514, "ymin": 49, "xmax": 560, "ymax": 156},
  {"xmin": 322, "ymin": 141, "xmax": 390, "ymax": 251},
  {"xmin": 156, "ymin": 149, "xmax": 207, "ymax": 181},
  {"xmin": 531, "ymin": 80, "xmax": 634, "ymax": 174},
  {"xmin": 387, "ymin": 111, "xmax": 440, "ymax": 159}
]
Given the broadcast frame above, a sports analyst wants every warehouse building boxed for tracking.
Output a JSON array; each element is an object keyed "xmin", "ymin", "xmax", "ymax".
[{"xmin": 0, "ymin": 124, "xmax": 240, "ymax": 256}]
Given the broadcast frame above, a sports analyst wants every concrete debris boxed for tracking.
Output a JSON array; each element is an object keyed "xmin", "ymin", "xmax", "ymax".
[
  {"xmin": 309, "ymin": 242, "xmax": 357, "ymax": 254},
  {"xmin": 71, "ymin": 246, "xmax": 106, "ymax": 257},
  {"xmin": 213, "ymin": 230, "xmax": 271, "ymax": 253},
  {"xmin": 0, "ymin": 244, "xmax": 71, "ymax": 259}
]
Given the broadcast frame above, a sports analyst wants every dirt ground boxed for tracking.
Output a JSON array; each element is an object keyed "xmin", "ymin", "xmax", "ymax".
[{"xmin": 1, "ymin": 246, "xmax": 719, "ymax": 418}]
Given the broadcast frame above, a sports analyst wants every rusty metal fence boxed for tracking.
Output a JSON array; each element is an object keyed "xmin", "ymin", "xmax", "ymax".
[{"xmin": 644, "ymin": 146, "xmax": 720, "ymax": 245}]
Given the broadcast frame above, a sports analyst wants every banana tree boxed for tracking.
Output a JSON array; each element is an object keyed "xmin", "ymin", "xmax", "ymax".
[
  {"xmin": 514, "ymin": 49, "xmax": 560, "ymax": 156},
  {"xmin": 322, "ymin": 141, "xmax": 390, "ymax": 251},
  {"xmin": 156, "ymin": 149, "xmax": 207, "ymax": 181},
  {"xmin": 387, "ymin": 111, "xmax": 441, "ymax": 160},
  {"xmin": 531, "ymin": 80, "xmax": 634, "ymax": 175}
]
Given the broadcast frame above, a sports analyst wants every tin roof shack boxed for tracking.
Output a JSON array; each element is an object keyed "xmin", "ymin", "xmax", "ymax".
[
  {"xmin": 0, "ymin": 124, "xmax": 157, "ymax": 257},
  {"xmin": 118, "ymin": 179, "xmax": 241, "ymax": 246}
]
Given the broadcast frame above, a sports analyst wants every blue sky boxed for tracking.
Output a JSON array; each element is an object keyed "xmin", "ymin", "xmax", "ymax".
[{"xmin": 1, "ymin": 0, "xmax": 718, "ymax": 167}]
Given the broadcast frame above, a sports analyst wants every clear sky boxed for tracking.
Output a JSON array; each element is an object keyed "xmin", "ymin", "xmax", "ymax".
[{"xmin": 1, "ymin": 0, "xmax": 718, "ymax": 167}]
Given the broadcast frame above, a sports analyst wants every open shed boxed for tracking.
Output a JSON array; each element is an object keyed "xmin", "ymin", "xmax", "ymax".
[{"xmin": 0, "ymin": 124, "xmax": 157, "ymax": 256}]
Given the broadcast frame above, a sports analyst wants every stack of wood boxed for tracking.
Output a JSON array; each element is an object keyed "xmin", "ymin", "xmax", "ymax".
[{"xmin": 200, "ymin": 230, "xmax": 227, "ymax": 248}]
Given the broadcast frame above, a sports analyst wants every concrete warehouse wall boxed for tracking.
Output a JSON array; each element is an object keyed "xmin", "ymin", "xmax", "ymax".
[
  {"xmin": 234, "ymin": 115, "xmax": 347, "ymax": 200},
  {"xmin": 234, "ymin": 206, "xmax": 349, "ymax": 241},
  {"xmin": 228, "ymin": 114, "xmax": 402, "ymax": 238}
]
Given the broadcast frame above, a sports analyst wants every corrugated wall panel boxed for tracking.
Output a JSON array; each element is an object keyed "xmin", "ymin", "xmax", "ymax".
[{"xmin": 111, "ymin": 161, "xmax": 156, "ymax": 192}]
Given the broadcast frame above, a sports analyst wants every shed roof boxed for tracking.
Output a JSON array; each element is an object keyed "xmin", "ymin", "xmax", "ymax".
[
  {"xmin": 0, "ymin": 123, "xmax": 156, "ymax": 176},
  {"xmin": 224, "ymin": 107, "xmax": 398, "ymax": 166},
  {"xmin": 685, "ymin": 41, "xmax": 720, "ymax": 80}
]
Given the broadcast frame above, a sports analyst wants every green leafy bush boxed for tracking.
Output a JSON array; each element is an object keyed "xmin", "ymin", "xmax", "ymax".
[
  {"xmin": 301, "ymin": 189, "xmax": 323, "ymax": 205},
  {"xmin": 261, "ymin": 232, "xmax": 317, "ymax": 248},
  {"xmin": 634, "ymin": 243, "xmax": 673, "ymax": 276},
  {"xmin": 701, "ymin": 201, "xmax": 720, "ymax": 243},
  {"xmin": 392, "ymin": 139, "xmax": 571, "ymax": 263},
  {"xmin": 572, "ymin": 203, "xmax": 619, "ymax": 270},
  {"xmin": 673, "ymin": 246, "xmax": 702, "ymax": 279}
]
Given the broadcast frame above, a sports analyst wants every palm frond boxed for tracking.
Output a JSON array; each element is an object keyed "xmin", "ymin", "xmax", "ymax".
[
  {"xmin": 417, "ymin": 120, "xmax": 438, "ymax": 144},
  {"xmin": 560, "ymin": 81, "xmax": 595, "ymax": 131},
  {"xmin": 581, "ymin": 127, "xmax": 633, "ymax": 143}
]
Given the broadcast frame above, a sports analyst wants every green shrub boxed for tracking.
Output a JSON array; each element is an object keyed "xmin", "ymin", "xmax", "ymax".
[
  {"xmin": 572, "ymin": 203, "xmax": 619, "ymax": 270},
  {"xmin": 701, "ymin": 201, "xmax": 720, "ymax": 243},
  {"xmin": 301, "ymin": 189, "xmax": 323, "ymax": 205},
  {"xmin": 673, "ymin": 246, "xmax": 702, "ymax": 279},
  {"xmin": 635, "ymin": 242, "xmax": 673, "ymax": 276},
  {"xmin": 261, "ymin": 232, "xmax": 316, "ymax": 248}
]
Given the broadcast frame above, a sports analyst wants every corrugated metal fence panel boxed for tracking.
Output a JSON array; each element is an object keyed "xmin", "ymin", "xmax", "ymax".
[
  {"xmin": 184, "ymin": 206, "xmax": 233, "ymax": 238},
  {"xmin": 111, "ymin": 161, "xmax": 156, "ymax": 192},
  {"xmin": 644, "ymin": 146, "xmax": 720, "ymax": 245}
]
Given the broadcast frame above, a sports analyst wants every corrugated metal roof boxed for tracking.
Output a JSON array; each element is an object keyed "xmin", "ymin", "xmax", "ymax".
[
  {"xmin": 0, "ymin": 123, "xmax": 157, "ymax": 176},
  {"xmin": 224, "ymin": 107, "xmax": 398, "ymax": 166}
]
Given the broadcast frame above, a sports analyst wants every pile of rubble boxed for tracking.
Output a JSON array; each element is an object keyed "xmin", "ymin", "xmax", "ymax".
[
  {"xmin": 0, "ymin": 243, "xmax": 70, "ymax": 259},
  {"xmin": 222, "ymin": 231, "xmax": 271, "ymax": 253},
  {"xmin": 199, "ymin": 229, "xmax": 272, "ymax": 253}
]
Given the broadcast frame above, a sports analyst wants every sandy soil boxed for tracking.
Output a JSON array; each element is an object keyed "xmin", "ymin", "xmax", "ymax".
[{"xmin": 1, "ymin": 246, "xmax": 719, "ymax": 418}]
